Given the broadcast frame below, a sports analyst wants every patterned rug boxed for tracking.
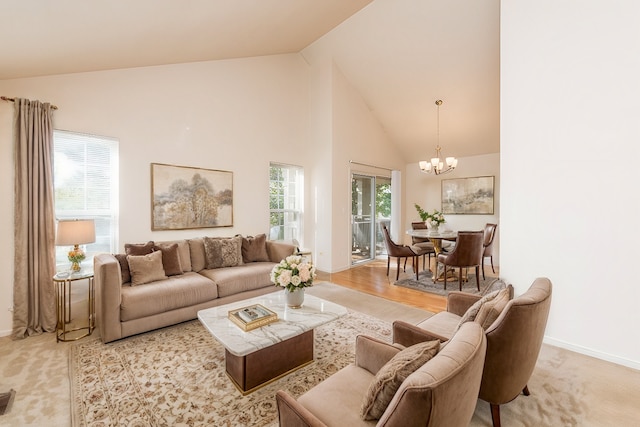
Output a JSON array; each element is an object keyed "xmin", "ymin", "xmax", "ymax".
[
  {"xmin": 69, "ymin": 311, "xmax": 391, "ymax": 427},
  {"xmin": 394, "ymin": 269, "xmax": 505, "ymax": 296}
]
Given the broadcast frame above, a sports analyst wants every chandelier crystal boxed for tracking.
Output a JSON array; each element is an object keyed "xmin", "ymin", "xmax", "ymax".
[{"xmin": 419, "ymin": 100, "xmax": 458, "ymax": 175}]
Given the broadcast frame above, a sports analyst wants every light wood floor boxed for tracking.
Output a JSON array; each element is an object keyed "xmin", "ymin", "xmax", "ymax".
[{"xmin": 316, "ymin": 257, "xmax": 499, "ymax": 314}]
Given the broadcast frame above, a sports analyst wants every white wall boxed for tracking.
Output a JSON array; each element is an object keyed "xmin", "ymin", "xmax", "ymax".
[
  {"xmin": 405, "ymin": 153, "xmax": 500, "ymax": 264},
  {"xmin": 501, "ymin": 0, "xmax": 640, "ymax": 369},
  {"xmin": 0, "ymin": 54, "xmax": 313, "ymax": 335},
  {"xmin": 330, "ymin": 63, "xmax": 406, "ymax": 272}
]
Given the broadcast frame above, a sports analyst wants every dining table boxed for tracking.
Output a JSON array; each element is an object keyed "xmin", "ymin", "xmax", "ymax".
[{"xmin": 406, "ymin": 228, "xmax": 459, "ymax": 282}]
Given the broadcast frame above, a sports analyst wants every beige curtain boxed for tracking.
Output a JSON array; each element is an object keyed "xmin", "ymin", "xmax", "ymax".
[{"xmin": 12, "ymin": 98, "xmax": 57, "ymax": 339}]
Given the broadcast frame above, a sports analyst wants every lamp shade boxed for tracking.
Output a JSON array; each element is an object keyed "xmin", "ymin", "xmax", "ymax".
[{"xmin": 55, "ymin": 219, "xmax": 96, "ymax": 246}]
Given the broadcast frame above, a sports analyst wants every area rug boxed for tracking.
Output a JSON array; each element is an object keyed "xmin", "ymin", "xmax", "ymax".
[
  {"xmin": 69, "ymin": 311, "xmax": 392, "ymax": 427},
  {"xmin": 394, "ymin": 270, "xmax": 505, "ymax": 296}
]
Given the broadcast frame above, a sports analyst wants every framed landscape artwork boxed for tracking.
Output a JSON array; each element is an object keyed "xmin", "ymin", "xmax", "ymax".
[
  {"xmin": 151, "ymin": 163, "xmax": 233, "ymax": 230},
  {"xmin": 441, "ymin": 176, "xmax": 494, "ymax": 215}
]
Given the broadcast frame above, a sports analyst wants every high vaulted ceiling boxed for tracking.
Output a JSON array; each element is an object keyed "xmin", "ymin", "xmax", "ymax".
[{"xmin": 1, "ymin": 0, "xmax": 499, "ymax": 161}]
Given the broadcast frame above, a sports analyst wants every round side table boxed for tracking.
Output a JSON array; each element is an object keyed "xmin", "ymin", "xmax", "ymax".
[{"xmin": 53, "ymin": 269, "xmax": 95, "ymax": 342}]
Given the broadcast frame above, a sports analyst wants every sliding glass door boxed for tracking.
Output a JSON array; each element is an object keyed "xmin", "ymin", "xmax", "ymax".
[{"xmin": 351, "ymin": 174, "xmax": 392, "ymax": 264}]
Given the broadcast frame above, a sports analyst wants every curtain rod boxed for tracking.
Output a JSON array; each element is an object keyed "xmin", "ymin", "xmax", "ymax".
[
  {"xmin": 1, "ymin": 96, "xmax": 58, "ymax": 110},
  {"xmin": 349, "ymin": 160, "xmax": 394, "ymax": 172}
]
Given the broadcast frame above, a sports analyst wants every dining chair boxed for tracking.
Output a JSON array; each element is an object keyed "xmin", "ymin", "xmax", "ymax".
[
  {"xmin": 482, "ymin": 223, "xmax": 498, "ymax": 279},
  {"xmin": 381, "ymin": 224, "xmax": 424, "ymax": 280},
  {"xmin": 410, "ymin": 221, "xmax": 435, "ymax": 270},
  {"xmin": 436, "ymin": 230, "xmax": 484, "ymax": 291}
]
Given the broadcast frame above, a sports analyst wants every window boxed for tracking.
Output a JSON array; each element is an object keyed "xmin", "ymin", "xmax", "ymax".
[
  {"xmin": 269, "ymin": 163, "xmax": 303, "ymax": 243},
  {"xmin": 54, "ymin": 130, "xmax": 119, "ymax": 267}
]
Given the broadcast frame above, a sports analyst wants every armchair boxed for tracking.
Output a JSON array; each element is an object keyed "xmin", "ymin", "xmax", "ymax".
[
  {"xmin": 276, "ymin": 321, "xmax": 487, "ymax": 427},
  {"xmin": 393, "ymin": 278, "xmax": 552, "ymax": 427}
]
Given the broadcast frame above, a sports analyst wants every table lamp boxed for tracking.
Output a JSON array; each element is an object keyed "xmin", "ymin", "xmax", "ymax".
[{"xmin": 55, "ymin": 219, "xmax": 96, "ymax": 272}]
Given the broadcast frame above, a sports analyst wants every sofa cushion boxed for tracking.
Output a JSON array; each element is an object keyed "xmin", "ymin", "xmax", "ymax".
[
  {"xmin": 242, "ymin": 234, "xmax": 270, "ymax": 263},
  {"xmin": 153, "ymin": 243, "xmax": 183, "ymax": 276},
  {"xmin": 204, "ymin": 236, "xmax": 243, "ymax": 269},
  {"xmin": 198, "ymin": 262, "xmax": 275, "ymax": 298},
  {"xmin": 297, "ymin": 364, "xmax": 376, "ymax": 427},
  {"xmin": 114, "ymin": 253, "xmax": 131, "ymax": 284},
  {"xmin": 125, "ymin": 241, "xmax": 155, "ymax": 256},
  {"xmin": 360, "ymin": 340, "xmax": 440, "ymax": 420},
  {"xmin": 188, "ymin": 238, "xmax": 206, "ymax": 272},
  {"xmin": 127, "ymin": 251, "xmax": 168, "ymax": 286},
  {"xmin": 415, "ymin": 311, "xmax": 462, "ymax": 341},
  {"xmin": 157, "ymin": 239, "xmax": 192, "ymax": 272},
  {"xmin": 120, "ymin": 272, "xmax": 218, "ymax": 321}
]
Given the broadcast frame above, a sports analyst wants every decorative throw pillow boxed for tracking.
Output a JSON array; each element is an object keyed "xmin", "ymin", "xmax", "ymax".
[
  {"xmin": 224, "ymin": 235, "xmax": 244, "ymax": 266},
  {"xmin": 360, "ymin": 340, "xmax": 440, "ymax": 420},
  {"xmin": 455, "ymin": 289, "xmax": 503, "ymax": 332},
  {"xmin": 127, "ymin": 250, "xmax": 167, "ymax": 286},
  {"xmin": 114, "ymin": 253, "xmax": 131, "ymax": 284},
  {"xmin": 241, "ymin": 234, "xmax": 270, "ymax": 263},
  {"xmin": 153, "ymin": 243, "xmax": 183, "ymax": 276},
  {"xmin": 203, "ymin": 237, "xmax": 223, "ymax": 269},
  {"xmin": 203, "ymin": 236, "xmax": 243, "ymax": 269},
  {"xmin": 474, "ymin": 287, "xmax": 511, "ymax": 329},
  {"xmin": 125, "ymin": 241, "xmax": 155, "ymax": 256}
]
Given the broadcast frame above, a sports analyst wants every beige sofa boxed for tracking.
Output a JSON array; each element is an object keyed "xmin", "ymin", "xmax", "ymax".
[{"xmin": 93, "ymin": 235, "xmax": 295, "ymax": 343}]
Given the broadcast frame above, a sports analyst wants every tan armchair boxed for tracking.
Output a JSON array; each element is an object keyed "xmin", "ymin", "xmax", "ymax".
[
  {"xmin": 393, "ymin": 278, "xmax": 552, "ymax": 427},
  {"xmin": 276, "ymin": 322, "xmax": 487, "ymax": 427}
]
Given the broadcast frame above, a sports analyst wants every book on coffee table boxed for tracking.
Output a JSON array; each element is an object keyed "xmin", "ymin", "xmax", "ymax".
[{"xmin": 228, "ymin": 304, "xmax": 278, "ymax": 331}]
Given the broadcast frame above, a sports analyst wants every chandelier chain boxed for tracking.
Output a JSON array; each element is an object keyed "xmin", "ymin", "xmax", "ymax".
[{"xmin": 418, "ymin": 99, "xmax": 457, "ymax": 175}]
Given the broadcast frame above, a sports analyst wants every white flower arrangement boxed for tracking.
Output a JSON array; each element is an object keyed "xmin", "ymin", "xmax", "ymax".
[
  {"xmin": 270, "ymin": 255, "xmax": 316, "ymax": 292},
  {"xmin": 428, "ymin": 210, "xmax": 445, "ymax": 226},
  {"xmin": 415, "ymin": 204, "xmax": 446, "ymax": 226}
]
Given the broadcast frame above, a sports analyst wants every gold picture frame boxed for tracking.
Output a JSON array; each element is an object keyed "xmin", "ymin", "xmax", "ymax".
[
  {"xmin": 441, "ymin": 176, "xmax": 495, "ymax": 215},
  {"xmin": 151, "ymin": 163, "xmax": 233, "ymax": 230}
]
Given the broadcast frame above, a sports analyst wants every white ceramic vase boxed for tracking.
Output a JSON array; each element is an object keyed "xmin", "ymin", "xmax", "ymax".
[{"xmin": 284, "ymin": 288, "xmax": 305, "ymax": 308}]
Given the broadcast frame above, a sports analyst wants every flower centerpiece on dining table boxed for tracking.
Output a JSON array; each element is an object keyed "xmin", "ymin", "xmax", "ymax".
[
  {"xmin": 427, "ymin": 210, "xmax": 446, "ymax": 231},
  {"xmin": 414, "ymin": 204, "xmax": 446, "ymax": 232},
  {"xmin": 270, "ymin": 254, "xmax": 316, "ymax": 308}
]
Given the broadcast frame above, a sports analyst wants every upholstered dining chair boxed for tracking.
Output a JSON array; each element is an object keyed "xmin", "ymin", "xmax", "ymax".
[
  {"xmin": 482, "ymin": 223, "xmax": 498, "ymax": 279},
  {"xmin": 392, "ymin": 278, "xmax": 553, "ymax": 427},
  {"xmin": 436, "ymin": 230, "xmax": 484, "ymax": 291},
  {"xmin": 381, "ymin": 224, "xmax": 425, "ymax": 280},
  {"xmin": 276, "ymin": 321, "xmax": 487, "ymax": 427},
  {"xmin": 410, "ymin": 221, "xmax": 435, "ymax": 270}
]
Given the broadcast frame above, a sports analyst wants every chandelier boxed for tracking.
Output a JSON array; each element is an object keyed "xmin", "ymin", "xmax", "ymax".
[{"xmin": 419, "ymin": 100, "xmax": 458, "ymax": 175}]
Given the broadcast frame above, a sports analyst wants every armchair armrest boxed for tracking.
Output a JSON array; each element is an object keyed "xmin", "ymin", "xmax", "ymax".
[
  {"xmin": 93, "ymin": 253, "xmax": 123, "ymax": 343},
  {"xmin": 276, "ymin": 390, "xmax": 327, "ymax": 427},
  {"xmin": 354, "ymin": 335, "xmax": 402, "ymax": 375},
  {"xmin": 446, "ymin": 291, "xmax": 482, "ymax": 316},
  {"xmin": 392, "ymin": 320, "xmax": 449, "ymax": 347}
]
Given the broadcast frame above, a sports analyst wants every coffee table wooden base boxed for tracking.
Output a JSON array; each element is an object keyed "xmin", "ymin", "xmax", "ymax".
[{"xmin": 225, "ymin": 329, "xmax": 314, "ymax": 395}]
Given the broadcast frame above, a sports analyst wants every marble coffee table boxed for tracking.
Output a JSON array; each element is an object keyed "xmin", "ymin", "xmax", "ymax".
[{"xmin": 197, "ymin": 291, "xmax": 347, "ymax": 394}]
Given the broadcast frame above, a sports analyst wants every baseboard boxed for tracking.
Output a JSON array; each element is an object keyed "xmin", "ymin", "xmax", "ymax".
[
  {"xmin": 0, "ymin": 328, "xmax": 11, "ymax": 338},
  {"xmin": 544, "ymin": 336, "xmax": 640, "ymax": 371}
]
